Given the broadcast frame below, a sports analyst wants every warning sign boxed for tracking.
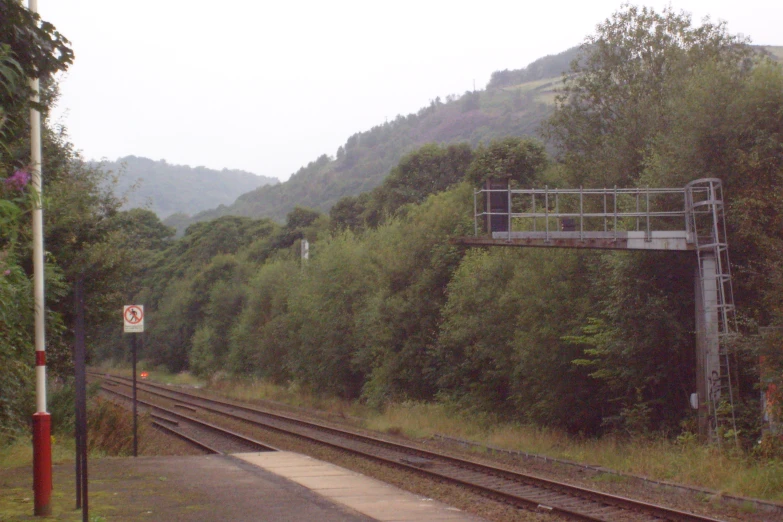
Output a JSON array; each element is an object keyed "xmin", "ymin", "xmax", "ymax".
[{"xmin": 123, "ymin": 305, "xmax": 144, "ymax": 333}]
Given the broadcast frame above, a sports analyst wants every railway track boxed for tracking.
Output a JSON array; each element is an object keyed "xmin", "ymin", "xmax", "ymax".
[
  {"xmin": 99, "ymin": 384, "xmax": 276, "ymax": 455},
  {"xmin": 91, "ymin": 371, "xmax": 726, "ymax": 522}
]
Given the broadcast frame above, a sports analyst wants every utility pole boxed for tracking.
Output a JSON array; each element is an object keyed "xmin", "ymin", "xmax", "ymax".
[{"xmin": 26, "ymin": 0, "xmax": 52, "ymax": 516}]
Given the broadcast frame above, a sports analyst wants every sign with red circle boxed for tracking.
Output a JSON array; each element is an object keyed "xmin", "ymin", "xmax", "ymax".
[{"xmin": 123, "ymin": 305, "xmax": 144, "ymax": 333}]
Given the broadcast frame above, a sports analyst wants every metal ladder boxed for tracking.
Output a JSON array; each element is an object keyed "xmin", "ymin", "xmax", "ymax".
[{"xmin": 685, "ymin": 179, "xmax": 738, "ymax": 443}]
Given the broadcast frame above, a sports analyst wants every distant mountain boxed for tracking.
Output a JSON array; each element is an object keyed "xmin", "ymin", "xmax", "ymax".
[{"xmin": 97, "ymin": 156, "xmax": 278, "ymax": 218}]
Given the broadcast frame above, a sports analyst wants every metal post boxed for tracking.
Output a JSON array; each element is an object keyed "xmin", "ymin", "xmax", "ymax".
[
  {"xmin": 531, "ymin": 192, "xmax": 536, "ymax": 232},
  {"xmin": 132, "ymin": 335, "xmax": 138, "ymax": 457},
  {"xmin": 74, "ymin": 279, "xmax": 88, "ymax": 520},
  {"xmin": 545, "ymin": 186, "xmax": 549, "ymax": 241},
  {"xmin": 696, "ymin": 253, "xmax": 721, "ymax": 440},
  {"xmin": 579, "ymin": 186, "xmax": 584, "ymax": 240},
  {"xmin": 646, "ymin": 187, "xmax": 651, "ymax": 241},
  {"xmin": 27, "ymin": 0, "xmax": 51, "ymax": 516},
  {"xmin": 75, "ymin": 281, "xmax": 83, "ymax": 509},
  {"xmin": 473, "ymin": 190, "xmax": 478, "ymax": 236},
  {"xmin": 636, "ymin": 192, "xmax": 640, "ymax": 231},
  {"xmin": 613, "ymin": 186, "xmax": 617, "ymax": 241},
  {"xmin": 485, "ymin": 181, "xmax": 491, "ymax": 234},
  {"xmin": 507, "ymin": 180, "xmax": 512, "ymax": 240}
]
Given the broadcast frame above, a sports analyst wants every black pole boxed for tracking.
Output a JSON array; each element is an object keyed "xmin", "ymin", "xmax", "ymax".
[
  {"xmin": 74, "ymin": 283, "xmax": 82, "ymax": 510},
  {"xmin": 74, "ymin": 278, "xmax": 88, "ymax": 520},
  {"xmin": 132, "ymin": 334, "xmax": 138, "ymax": 457}
]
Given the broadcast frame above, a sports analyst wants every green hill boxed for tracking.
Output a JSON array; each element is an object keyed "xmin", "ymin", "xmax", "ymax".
[
  {"xmin": 166, "ymin": 44, "xmax": 778, "ymax": 231},
  {"xmin": 98, "ymin": 156, "xmax": 278, "ymax": 218},
  {"xmin": 166, "ymin": 47, "xmax": 580, "ymax": 230}
]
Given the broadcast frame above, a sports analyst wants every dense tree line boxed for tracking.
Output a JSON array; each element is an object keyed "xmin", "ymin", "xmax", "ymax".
[
  {"xmin": 121, "ymin": 6, "xmax": 783, "ymax": 445},
  {"xmin": 0, "ymin": 2, "xmax": 175, "ymax": 440}
]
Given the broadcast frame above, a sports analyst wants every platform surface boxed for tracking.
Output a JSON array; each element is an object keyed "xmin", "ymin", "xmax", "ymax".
[{"xmin": 238, "ymin": 451, "xmax": 486, "ymax": 522}]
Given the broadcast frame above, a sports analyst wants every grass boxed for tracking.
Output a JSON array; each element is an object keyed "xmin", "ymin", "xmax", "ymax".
[
  {"xmin": 0, "ymin": 393, "xmax": 204, "ymax": 521},
  {"xmin": 92, "ymin": 364, "xmax": 783, "ymax": 502},
  {"xmin": 0, "ymin": 436, "xmax": 76, "ymax": 469},
  {"xmin": 94, "ymin": 360, "xmax": 204, "ymax": 387},
  {"xmin": 366, "ymin": 402, "xmax": 783, "ymax": 501}
]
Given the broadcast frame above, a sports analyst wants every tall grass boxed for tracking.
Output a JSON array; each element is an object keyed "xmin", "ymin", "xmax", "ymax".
[
  {"xmin": 87, "ymin": 397, "xmax": 145, "ymax": 456},
  {"xmin": 364, "ymin": 402, "xmax": 783, "ymax": 501}
]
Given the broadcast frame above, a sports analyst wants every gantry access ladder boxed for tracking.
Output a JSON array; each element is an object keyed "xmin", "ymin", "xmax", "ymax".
[{"xmin": 457, "ymin": 178, "xmax": 737, "ymax": 441}]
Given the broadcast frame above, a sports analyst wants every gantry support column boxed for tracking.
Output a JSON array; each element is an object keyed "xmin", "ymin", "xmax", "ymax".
[{"xmin": 695, "ymin": 252, "xmax": 721, "ymax": 440}]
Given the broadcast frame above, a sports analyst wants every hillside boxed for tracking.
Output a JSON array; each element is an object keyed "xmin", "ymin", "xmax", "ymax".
[
  {"xmin": 168, "ymin": 44, "xmax": 780, "ymax": 230},
  {"xmin": 98, "ymin": 156, "xmax": 278, "ymax": 218},
  {"xmin": 764, "ymin": 45, "xmax": 783, "ymax": 61},
  {"xmin": 165, "ymin": 47, "xmax": 580, "ymax": 230}
]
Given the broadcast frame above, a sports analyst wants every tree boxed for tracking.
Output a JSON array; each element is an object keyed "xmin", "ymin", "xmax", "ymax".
[
  {"xmin": 465, "ymin": 137, "xmax": 547, "ymax": 187},
  {"xmin": 369, "ymin": 143, "xmax": 473, "ymax": 222},
  {"xmin": 542, "ymin": 4, "xmax": 783, "ymax": 435},
  {"xmin": 543, "ymin": 4, "xmax": 752, "ymax": 187}
]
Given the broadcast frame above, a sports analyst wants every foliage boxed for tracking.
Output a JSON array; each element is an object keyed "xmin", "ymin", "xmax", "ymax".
[
  {"xmin": 566, "ymin": 252, "xmax": 696, "ymax": 432},
  {"xmin": 355, "ymin": 184, "xmax": 473, "ymax": 404},
  {"xmin": 0, "ymin": 6, "xmax": 179, "ymax": 440},
  {"xmin": 227, "ymin": 260, "xmax": 298, "ymax": 380},
  {"xmin": 0, "ymin": 0, "xmax": 73, "ymax": 79},
  {"xmin": 437, "ymin": 248, "xmax": 598, "ymax": 432},
  {"xmin": 139, "ymin": 215, "xmax": 280, "ymax": 371},
  {"xmin": 331, "ymin": 143, "xmax": 473, "ymax": 230},
  {"xmin": 543, "ymin": 4, "xmax": 752, "ymax": 187},
  {"xmin": 0, "ymin": 4, "xmax": 75, "ymax": 437},
  {"xmin": 539, "ymin": 4, "xmax": 783, "ymax": 437},
  {"xmin": 465, "ymin": 137, "xmax": 547, "ymax": 186}
]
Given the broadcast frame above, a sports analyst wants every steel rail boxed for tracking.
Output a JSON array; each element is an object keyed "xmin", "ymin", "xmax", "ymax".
[
  {"xmin": 149, "ymin": 418, "xmax": 222, "ymax": 455},
  {"xmin": 91, "ymin": 372, "xmax": 725, "ymax": 522},
  {"xmin": 98, "ymin": 385, "xmax": 276, "ymax": 454}
]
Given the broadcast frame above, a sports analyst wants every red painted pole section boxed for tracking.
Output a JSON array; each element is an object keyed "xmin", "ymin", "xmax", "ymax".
[{"xmin": 32, "ymin": 412, "xmax": 52, "ymax": 516}]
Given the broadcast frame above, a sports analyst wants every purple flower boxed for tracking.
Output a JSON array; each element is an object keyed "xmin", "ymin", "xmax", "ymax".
[
  {"xmin": 3, "ymin": 270, "xmax": 10, "ymax": 276},
  {"xmin": 5, "ymin": 170, "xmax": 30, "ymax": 191}
]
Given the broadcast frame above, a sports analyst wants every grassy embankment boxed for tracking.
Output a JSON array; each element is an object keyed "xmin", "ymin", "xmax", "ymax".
[{"xmin": 97, "ymin": 362, "xmax": 783, "ymax": 502}]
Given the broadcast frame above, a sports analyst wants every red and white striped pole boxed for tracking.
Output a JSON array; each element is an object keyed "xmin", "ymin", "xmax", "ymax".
[{"xmin": 27, "ymin": 0, "xmax": 52, "ymax": 516}]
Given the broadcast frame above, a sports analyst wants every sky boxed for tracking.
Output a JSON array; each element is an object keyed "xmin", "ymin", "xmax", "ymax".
[{"xmin": 41, "ymin": 0, "xmax": 783, "ymax": 181}]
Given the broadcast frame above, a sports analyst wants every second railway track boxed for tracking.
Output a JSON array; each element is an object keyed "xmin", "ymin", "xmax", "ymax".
[{"xmin": 91, "ymin": 371, "xmax": 727, "ymax": 522}]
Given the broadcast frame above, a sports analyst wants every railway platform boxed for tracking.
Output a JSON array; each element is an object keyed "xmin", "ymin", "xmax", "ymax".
[{"xmin": 38, "ymin": 451, "xmax": 485, "ymax": 521}]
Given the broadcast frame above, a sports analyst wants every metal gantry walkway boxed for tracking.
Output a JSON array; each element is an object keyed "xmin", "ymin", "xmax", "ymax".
[{"xmin": 458, "ymin": 178, "xmax": 737, "ymax": 440}]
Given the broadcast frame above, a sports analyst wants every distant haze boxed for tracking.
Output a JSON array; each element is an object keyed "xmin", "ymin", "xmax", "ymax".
[
  {"xmin": 43, "ymin": 0, "xmax": 783, "ymax": 181},
  {"xmin": 98, "ymin": 156, "xmax": 278, "ymax": 218}
]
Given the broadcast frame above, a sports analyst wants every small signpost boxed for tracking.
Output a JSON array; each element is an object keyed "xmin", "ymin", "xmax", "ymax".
[
  {"xmin": 123, "ymin": 305, "xmax": 144, "ymax": 333},
  {"xmin": 124, "ymin": 305, "xmax": 144, "ymax": 457}
]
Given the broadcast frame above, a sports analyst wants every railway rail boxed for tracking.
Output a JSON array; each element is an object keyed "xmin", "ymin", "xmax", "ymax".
[
  {"xmin": 91, "ymin": 371, "xmax": 726, "ymax": 522},
  {"xmin": 99, "ymin": 384, "xmax": 275, "ymax": 455}
]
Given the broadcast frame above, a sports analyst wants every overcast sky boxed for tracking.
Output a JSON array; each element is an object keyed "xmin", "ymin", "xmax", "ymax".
[{"xmin": 42, "ymin": 1, "xmax": 782, "ymax": 181}]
